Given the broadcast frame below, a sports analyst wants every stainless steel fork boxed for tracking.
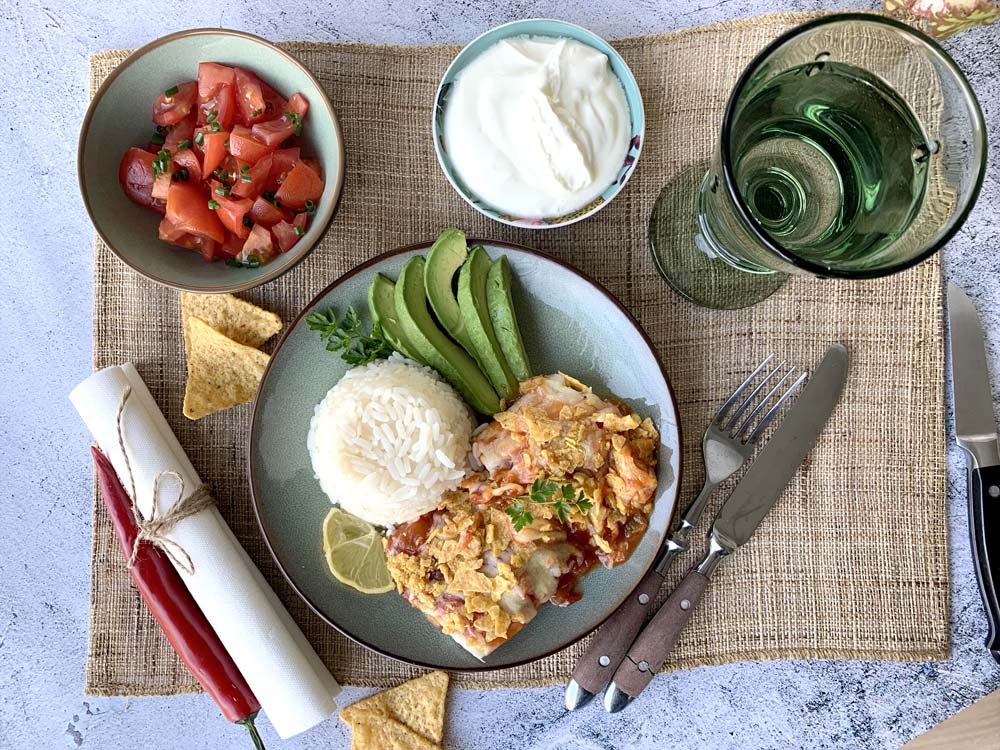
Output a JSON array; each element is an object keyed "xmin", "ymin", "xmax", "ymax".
[{"xmin": 565, "ymin": 354, "xmax": 807, "ymax": 710}]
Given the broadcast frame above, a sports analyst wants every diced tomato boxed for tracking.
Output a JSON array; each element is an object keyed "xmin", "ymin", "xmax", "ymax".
[
  {"xmin": 197, "ymin": 84, "xmax": 236, "ymax": 130},
  {"xmin": 287, "ymin": 92, "xmax": 308, "ymax": 118},
  {"xmin": 201, "ymin": 131, "xmax": 230, "ymax": 178},
  {"xmin": 231, "ymin": 154, "xmax": 272, "ymax": 200},
  {"xmin": 259, "ymin": 79, "xmax": 288, "ymax": 122},
  {"xmin": 301, "ymin": 157, "xmax": 323, "ymax": 179},
  {"xmin": 271, "ymin": 220, "xmax": 302, "ymax": 252},
  {"xmin": 229, "ymin": 125, "xmax": 274, "ymax": 164},
  {"xmin": 151, "ymin": 170, "xmax": 173, "ymax": 201},
  {"xmin": 164, "ymin": 114, "xmax": 196, "ymax": 153},
  {"xmin": 265, "ymin": 148, "xmax": 300, "ymax": 191},
  {"xmin": 171, "ymin": 149, "xmax": 203, "ymax": 184},
  {"xmin": 214, "ymin": 195, "xmax": 253, "ymax": 240},
  {"xmin": 239, "ymin": 224, "xmax": 278, "ymax": 263},
  {"xmin": 152, "ymin": 81, "xmax": 198, "ymax": 126},
  {"xmin": 165, "ymin": 181, "xmax": 225, "ymax": 243},
  {"xmin": 234, "ymin": 68, "xmax": 267, "ymax": 125},
  {"xmin": 158, "ymin": 216, "xmax": 217, "ymax": 261},
  {"xmin": 251, "ymin": 117, "xmax": 296, "ymax": 147},
  {"xmin": 198, "ymin": 63, "xmax": 236, "ymax": 98},
  {"xmin": 118, "ymin": 148, "xmax": 164, "ymax": 213},
  {"xmin": 219, "ymin": 231, "xmax": 244, "ymax": 259},
  {"xmin": 248, "ymin": 196, "xmax": 290, "ymax": 227},
  {"xmin": 275, "ymin": 161, "xmax": 324, "ymax": 210}
]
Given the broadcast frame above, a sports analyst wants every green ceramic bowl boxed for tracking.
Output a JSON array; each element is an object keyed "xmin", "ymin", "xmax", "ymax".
[
  {"xmin": 249, "ymin": 240, "xmax": 682, "ymax": 671},
  {"xmin": 78, "ymin": 29, "xmax": 344, "ymax": 293}
]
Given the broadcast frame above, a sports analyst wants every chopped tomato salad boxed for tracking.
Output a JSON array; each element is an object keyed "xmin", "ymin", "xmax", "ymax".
[{"xmin": 118, "ymin": 64, "xmax": 324, "ymax": 267}]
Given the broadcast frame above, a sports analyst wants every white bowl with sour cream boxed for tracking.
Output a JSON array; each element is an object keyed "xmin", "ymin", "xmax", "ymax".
[{"xmin": 433, "ymin": 19, "xmax": 645, "ymax": 229}]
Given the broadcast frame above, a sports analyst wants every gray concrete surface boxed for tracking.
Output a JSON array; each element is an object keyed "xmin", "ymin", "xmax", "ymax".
[{"xmin": 2, "ymin": 1, "xmax": 998, "ymax": 748}]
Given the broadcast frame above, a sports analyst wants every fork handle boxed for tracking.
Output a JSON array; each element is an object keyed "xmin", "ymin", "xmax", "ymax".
[{"xmin": 566, "ymin": 563, "xmax": 667, "ymax": 700}]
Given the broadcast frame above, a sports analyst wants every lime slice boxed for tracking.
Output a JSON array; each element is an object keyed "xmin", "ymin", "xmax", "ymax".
[{"xmin": 322, "ymin": 507, "xmax": 394, "ymax": 594}]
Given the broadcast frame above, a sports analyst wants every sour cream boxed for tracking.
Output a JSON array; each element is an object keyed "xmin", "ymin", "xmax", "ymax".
[{"xmin": 443, "ymin": 36, "xmax": 631, "ymax": 218}]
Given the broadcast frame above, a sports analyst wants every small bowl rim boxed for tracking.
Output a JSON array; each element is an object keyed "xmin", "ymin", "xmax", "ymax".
[
  {"xmin": 78, "ymin": 27, "xmax": 346, "ymax": 294},
  {"xmin": 431, "ymin": 18, "xmax": 646, "ymax": 230}
]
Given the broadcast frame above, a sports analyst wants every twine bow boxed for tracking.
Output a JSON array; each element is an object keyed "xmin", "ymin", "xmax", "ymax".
[{"xmin": 115, "ymin": 385, "xmax": 214, "ymax": 575}]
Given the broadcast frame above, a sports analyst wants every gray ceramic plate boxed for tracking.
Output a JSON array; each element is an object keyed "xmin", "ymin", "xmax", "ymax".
[
  {"xmin": 249, "ymin": 240, "xmax": 682, "ymax": 671},
  {"xmin": 78, "ymin": 29, "xmax": 344, "ymax": 293}
]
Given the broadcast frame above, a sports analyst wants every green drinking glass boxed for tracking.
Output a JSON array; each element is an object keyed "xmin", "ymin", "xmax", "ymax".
[{"xmin": 651, "ymin": 13, "xmax": 987, "ymax": 309}]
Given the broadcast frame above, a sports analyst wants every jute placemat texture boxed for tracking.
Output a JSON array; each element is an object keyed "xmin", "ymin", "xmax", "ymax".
[{"xmin": 86, "ymin": 10, "xmax": 948, "ymax": 694}]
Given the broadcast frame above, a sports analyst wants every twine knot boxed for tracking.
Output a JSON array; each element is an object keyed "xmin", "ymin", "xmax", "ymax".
[{"xmin": 115, "ymin": 385, "xmax": 214, "ymax": 575}]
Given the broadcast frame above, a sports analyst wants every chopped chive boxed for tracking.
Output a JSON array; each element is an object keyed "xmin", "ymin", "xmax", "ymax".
[
  {"xmin": 223, "ymin": 139, "xmax": 230, "ymax": 149},
  {"xmin": 251, "ymin": 108, "xmax": 263, "ymax": 117},
  {"xmin": 194, "ymin": 132, "xmax": 204, "ymax": 146},
  {"xmin": 242, "ymin": 216, "xmax": 253, "ymax": 228},
  {"xmin": 208, "ymin": 199, "xmax": 220, "ymax": 210},
  {"xmin": 247, "ymin": 255, "xmax": 261, "ymax": 268},
  {"xmin": 285, "ymin": 111, "xmax": 302, "ymax": 137},
  {"xmin": 240, "ymin": 173, "xmax": 252, "ymax": 183},
  {"xmin": 206, "ymin": 109, "xmax": 218, "ymax": 123},
  {"xmin": 210, "ymin": 121, "xmax": 221, "ymax": 133},
  {"xmin": 241, "ymin": 163, "xmax": 250, "ymax": 173},
  {"xmin": 177, "ymin": 139, "xmax": 191, "ymax": 151},
  {"xmin": 214, "ymin": 185, "xmax": 231, "ymax": 197},
  {"xmin": 150, "ymin": 132, "xmax": 165, "ymax": 145},
  {"xmin": 304, "ymin": 199, "xmax": 316, "ymax": 213},
  {"xmin": 294, "ymin": 225, "xmax": 305, "ymax": 236},
  {"xmin": 164, "ymin": 85, "xmax": 179, "ymax": 97},
  {"xmin": 171, "ymin": 168, "xmax": 189, "ymax": 182}
]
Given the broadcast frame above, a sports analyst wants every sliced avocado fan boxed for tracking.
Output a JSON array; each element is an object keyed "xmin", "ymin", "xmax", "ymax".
[
  {"xmin": 368, "ymin": 273, "xmax": 424, "ymax": 363},
  {"xmin": 424, "ymin": 228, "xmax": 475, "ymax": 354},
  {"xmin": 393, "ymin": 256, "xmax": 501, "ymax": 415},
  {"xmin": 486, "ymin": 255, "xmax": 532, "ymax": 381},
  {"xmin": 457, "ymin": 247, "xmax": 518, "ymax": 401}
]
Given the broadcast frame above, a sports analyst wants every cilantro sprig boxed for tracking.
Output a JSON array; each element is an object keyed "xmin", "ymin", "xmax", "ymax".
[
  {"xmin": 505, "ymin": 478, "xmax": 593, "ymax": 532},
  {"xmin": 306, "ymin": 306, "xmax": 394, "ymax": 366}
]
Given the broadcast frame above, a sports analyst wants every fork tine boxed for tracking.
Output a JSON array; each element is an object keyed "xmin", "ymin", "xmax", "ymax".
[
  {"xmin": 712, "ymin": 354, "xmax": 775, "ymax": 426},
  {"xmin": 733, "ymin": 367, "xmax": 796, "ymax": 441},
  {"xmin": 720, "ymin": 358, "xmax": 786, "ymax": 432},
  {"xmin": 745, "ymin": 370, "xmax": 808, "ymax": 444}
]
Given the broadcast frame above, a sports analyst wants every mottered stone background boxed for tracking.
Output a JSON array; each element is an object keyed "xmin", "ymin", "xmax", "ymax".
[{"xmin": 1, "ymin": 1, "xmax": 998, "ymax": 748}]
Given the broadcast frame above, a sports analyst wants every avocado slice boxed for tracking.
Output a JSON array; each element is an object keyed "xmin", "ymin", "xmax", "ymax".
[
  {"xmin": 394, "ymin": 256, "xmax": 501, "ymax": 415},
  {"xmin": 486, "ymin": 255, "xmax": 532, "ymax": 381},
  {"xmin": 457, "ymin": 247, "xmax": 519, "ymax": 402},
  {"xmin": 367, "ymin": 273, "xmax": 423, "ymax": 363},
  {"xmin": 424, "ymin": 228, "xmax": 475, "ymax": 354}
]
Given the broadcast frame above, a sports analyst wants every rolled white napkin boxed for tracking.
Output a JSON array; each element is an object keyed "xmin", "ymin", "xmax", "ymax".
[{"xmin": 70, "ymin": 363, "xmax": 340, "ymax": 739}]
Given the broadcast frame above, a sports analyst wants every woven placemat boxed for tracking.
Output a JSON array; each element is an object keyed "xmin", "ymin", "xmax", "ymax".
[{"xmin": 85, "ymin": 10, "xmax": 948, "ymax": 694}]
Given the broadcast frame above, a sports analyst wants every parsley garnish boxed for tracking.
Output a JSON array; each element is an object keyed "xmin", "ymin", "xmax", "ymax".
[
  {"xmin": 505, "ymin": 479, "xmax": 593, "ymax": 532},
  {"xmin": 306, "ymin": 306, "xmax": 393, "ymax": 366}
]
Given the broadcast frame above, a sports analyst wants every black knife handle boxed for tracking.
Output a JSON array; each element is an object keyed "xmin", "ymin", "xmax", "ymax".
[{"xmin": 970, "ymin": 464, "xmax": 1000, "ymax": 664}]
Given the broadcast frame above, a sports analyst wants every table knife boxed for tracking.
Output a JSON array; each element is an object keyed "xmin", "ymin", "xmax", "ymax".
[
  {"xmin": 947, "ymin": 283, "xmax": 1000, "ymax": 664},
  {"xmin": 604, "ymin": 343, "xmax": 848, "ymax": 711}
]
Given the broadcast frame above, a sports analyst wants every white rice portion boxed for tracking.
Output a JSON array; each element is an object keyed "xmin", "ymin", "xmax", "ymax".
[{"xmin": 307, "ymin": 353, "xmax": 475, "ymax": 527}]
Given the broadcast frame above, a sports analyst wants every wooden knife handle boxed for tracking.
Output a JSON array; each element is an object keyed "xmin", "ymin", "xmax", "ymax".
[
  {"xmin": 569, "ymin": 565, "xmax": 666, "ymax": 695},
  {"xmin": 970, "ymin": 464, "xmax": 1000, "ymax": 663},
  {"xmin": 609, "ymin": 570, "xmax": 709, "ymax": 699}
]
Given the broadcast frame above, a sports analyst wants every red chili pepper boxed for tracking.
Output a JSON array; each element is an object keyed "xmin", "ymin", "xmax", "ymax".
[{"xmin": 92, "ymin": 446, "xmax": 266, "ymax": 748}]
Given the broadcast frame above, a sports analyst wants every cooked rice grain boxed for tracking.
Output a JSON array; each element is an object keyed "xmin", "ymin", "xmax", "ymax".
[{"xmin": 307, "ymin": 354, "xmax": 475, "ymax": 526}]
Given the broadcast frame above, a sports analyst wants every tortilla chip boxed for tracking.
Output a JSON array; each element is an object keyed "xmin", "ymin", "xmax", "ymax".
[
  {"xmin": 340, "ymin": 671, "xmax": 448, "ymax": 745},
  {"xmin": 182, "ymin": 317, "xmax": 270, "ymax": 420},
  {"xmin": 180, "ymin": 292, "xmax": 282, "ymax": 357},
  {"xmin": 351, "ymin": 716, "xmax": 440, "ymax": 750}
]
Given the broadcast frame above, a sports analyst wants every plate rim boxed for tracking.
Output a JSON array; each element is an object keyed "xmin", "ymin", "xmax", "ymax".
[{"xmin": 247, "ymin": 238, "xmax": 684, "ymax": 672}]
